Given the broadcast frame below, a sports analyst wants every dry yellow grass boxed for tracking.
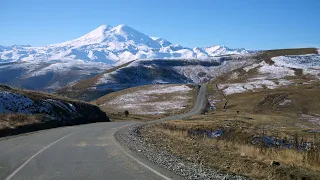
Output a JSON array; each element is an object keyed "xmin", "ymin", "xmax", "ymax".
[
  {"xmin": 0, "ymin": 114, "xmax": 46, "ymax": 137},
  {"xmin": 140, "ymin": 80, "xmax": 320, "ymax": 179},
  {"xmin": 0, "ymin": 114, "xmax": 42, "ymax": 130},
  {"xmin": 140, "ymin": 48, "xmax": 320, "ymax": 179},
  {"xmin": 142, "ymin": 124, "xmax": 320, "ymax": 179}
]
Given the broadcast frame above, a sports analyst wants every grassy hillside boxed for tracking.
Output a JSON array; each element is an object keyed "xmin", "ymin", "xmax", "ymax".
[
  {"xmin": 0, "ymin": 85, "xmax": 109, "ymax": 137},
  {"xmin": 213, "ymin": 48, "xmax": 318, "ymax": 84},
  {"xmin": 93, "ymin": 84, "xmax": 197, "ymax": 116},
  {"xmin": 141, "ymin": 48, "xmax": 320, "ymax": 179},
  {"xmin": 143, "ymin": 81, "xmax": 320, "ymax": 179},
  {"xmin": 257, "ymin": 48, "xmax": 317, "ymax": 65}
]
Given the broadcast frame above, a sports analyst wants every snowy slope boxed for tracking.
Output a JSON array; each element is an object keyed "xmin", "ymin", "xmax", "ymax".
[
  {"xmin": 94, "ymin": 56, "xmax": 254, "ymax": 89},
  {"xmin": 0, "ymin": 60, "xmax": 109, "ymax": 92},
  {"xmin": 101, "ymin": 84, "xmax": 193, "ymax": 114},
  {"xmin": 57, "ymin": 54, "xmax": 256, "ymax": 101},
  {"xmin": 218, "ymin": 54, "xmax": 320, "ymax": 95},
  {"xmin": 0, "ymin": 24, "xmax": 249, "ymax": 65},
  {"xmin": 272, "ymin": 54, "xmax": 320, "ymax": 78},
  {"xmin": 0, "ymin": 90, "xmax": 72, "ymax": 117},
  {"xmin": 0, "ymin": 85, "xmax": 109, "ymax": 122}
]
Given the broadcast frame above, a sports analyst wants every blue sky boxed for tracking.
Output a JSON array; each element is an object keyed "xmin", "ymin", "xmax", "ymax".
[{"xmin": 1, "ymin": 0, "xmax": 319, "ymax": 49}]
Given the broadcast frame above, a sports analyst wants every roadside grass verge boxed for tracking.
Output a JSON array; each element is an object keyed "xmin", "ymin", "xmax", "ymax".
[
  {"xmin": 0, "ymin": 113, "xmax": 109, "ymax": 137},
  {"xmin": 0, "ymin": 114, "xmax": 58, "ymax": 137},
  {"xmin": 141, "ymin": 121, "xmax": 320, "ymax": 179},
  {"xmin": 0, "ymin": 114, "xmax": 43, "ymax": 129}
]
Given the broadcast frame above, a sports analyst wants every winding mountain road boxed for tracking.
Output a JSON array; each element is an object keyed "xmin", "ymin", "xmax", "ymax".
[{"xmin": 0, "ymin": 84, "xmax": 207, "ymax": 180}]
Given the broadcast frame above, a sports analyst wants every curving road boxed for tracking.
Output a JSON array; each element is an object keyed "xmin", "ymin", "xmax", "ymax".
[{"xmin": 0, "ymin": 84, "xmax": 207, "ymax": 180}]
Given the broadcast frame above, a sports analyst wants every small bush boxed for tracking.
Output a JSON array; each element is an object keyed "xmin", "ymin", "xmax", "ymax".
[{"xmin": 124, "ymin": 110, "xmax": 129, "ymax": 117}]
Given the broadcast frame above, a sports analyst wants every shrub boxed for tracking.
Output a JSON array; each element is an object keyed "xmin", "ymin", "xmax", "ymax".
[{"xmin": 124, "ymin": 110, "xmax": 129, "ymax": 117}]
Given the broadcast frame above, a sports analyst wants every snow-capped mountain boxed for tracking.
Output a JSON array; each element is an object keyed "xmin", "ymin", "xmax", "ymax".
[{"xmin": 0, "ymin": 24, "xmax": 249, "ymax": 65}]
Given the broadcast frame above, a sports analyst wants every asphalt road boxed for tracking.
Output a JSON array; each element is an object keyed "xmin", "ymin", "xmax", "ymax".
[{"xmin": 0, "ymin": 84, "xmax": 207, "ymax": 180}]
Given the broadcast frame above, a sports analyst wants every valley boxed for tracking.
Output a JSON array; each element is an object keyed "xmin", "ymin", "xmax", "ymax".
[
  {"xmin": 0, "ymin": 24, "xmax": 319, "ymax": 180},
  {"xmin": 1, "ymin": 0, "xmax": 319, "ymax": 179},
  {"xmin": 56, "ymin": 55, "xmax": 255, "ymax": 101}
]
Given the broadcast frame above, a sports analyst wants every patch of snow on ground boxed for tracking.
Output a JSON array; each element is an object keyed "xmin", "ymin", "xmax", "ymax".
[
  {"xmin": 243, "ymin": 63, "xmax": 259, "ymax": 72},
  {"xmin": 45, "ymin": 99, "xmax": 77, "ymax": 113},
  {"xmin": 68, "ymin": 103, "xmax": 77, "ymax": 112},
  {"xmin": 300, "ymin": 114, "xmax": 320, "ymax": 125},
  {"xmin": 243, "ymin": 61, "xmax": 269, "ymax": 72},
  {"xmin": 295, "ymin": 123, "xmax": 311, "ymax": 129},
  {"xmin": 279, "ymin": 99, "xmax": 292, "ymax": 106},
  {"xmin": 0, "ymin": 90, "xmax": 79, "ymax": 119},
  {"xmin": 272, "ymin": 54, "xmax": 320, "ymax": 69},
  {"xmin": 0, "ymin": 91, "xmax": 34, "ymax": 113},
  {"xmin": 218, "ymin": 84, "xmax": 247, "ymax": 95},
  {"xmin": 303, "ymin": 69, "xmax": 320, "ymax": 78},
  {"xmin": 277, "ymin": 79, "xmax": 292, "ymax": 86},
  {"xmin": 142, "ymin": 85, "xmax": 191, "ymax": 94},
  {"xmin": 258, "ymin": 64, "xmax": 295, "ymax": 79},
  {"xmin": 218, "ymin": 79, "xmax": 292, "ymax": 95},
  {"xmin": 107, "ymin": 85, "xmax": 192, "ymax": 114},
  {"xmin": 272, "ymin": 54, "xmax": 320, "ymax": 78},
  {"xmin": 229, "ymin": 71, "xmax": 239, "ymax": 80}
]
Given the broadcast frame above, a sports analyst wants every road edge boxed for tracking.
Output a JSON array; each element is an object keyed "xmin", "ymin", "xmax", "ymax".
[{"xmin": 113, "ymin": 85, "xmax": 208, "ymax": 180}]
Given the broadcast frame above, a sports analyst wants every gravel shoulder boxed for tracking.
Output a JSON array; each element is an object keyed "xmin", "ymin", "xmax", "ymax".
[{"xmin": 114, "ymin": 123, "xmax": 248, "ymax": 180}]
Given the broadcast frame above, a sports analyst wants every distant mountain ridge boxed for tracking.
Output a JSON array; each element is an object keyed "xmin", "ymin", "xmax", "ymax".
[{"xmin": 0, "ymin": 24, "xmax": 249, "ymax": 65}]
